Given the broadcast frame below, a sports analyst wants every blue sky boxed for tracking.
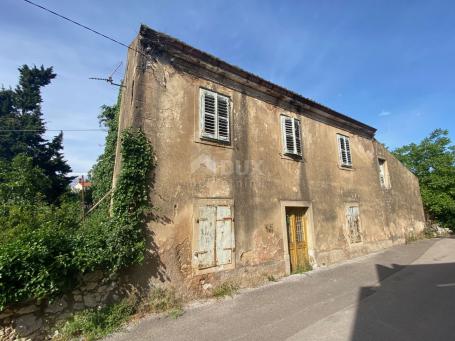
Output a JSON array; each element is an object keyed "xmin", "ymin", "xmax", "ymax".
[{"xmin": 1, "ymin": 0, "xmax": 454, "ymax": 175}]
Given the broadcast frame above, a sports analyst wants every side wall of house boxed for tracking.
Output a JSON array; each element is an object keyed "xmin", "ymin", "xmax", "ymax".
[{"xmin": 113, "ymin": 37, "xmax": 425, "ymax": 296}]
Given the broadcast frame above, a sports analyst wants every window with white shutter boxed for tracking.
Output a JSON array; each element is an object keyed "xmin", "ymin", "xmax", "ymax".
[
  {"xmin": 200, "ymin": 89, "xmax": 230, "ymax": 142},
  {"xmin": 195, "ymin": 204, "xmax": 235, "ymax": 270},
  {"xmin": 337, "ymin": 134, "xmax": 352, "ymax": 167},
  {"xmin": 280, "ymin": 115, "xmax": 302, "ymax": 157}
]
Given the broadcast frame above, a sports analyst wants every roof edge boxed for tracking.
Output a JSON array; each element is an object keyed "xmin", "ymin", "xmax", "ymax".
[{"xmin": 138, "ymin": 24, "xmax": 377, "ymax": 138}]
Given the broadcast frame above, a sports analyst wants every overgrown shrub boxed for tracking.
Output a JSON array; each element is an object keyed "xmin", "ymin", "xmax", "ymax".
[{"xmin": 0, "ymin": 128, "xmax": 154, "ymax": 310}]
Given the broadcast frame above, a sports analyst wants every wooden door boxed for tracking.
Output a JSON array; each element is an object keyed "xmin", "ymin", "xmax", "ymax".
[{"xmin": 286, "ymin": 208, "xmax": 309, "ymax": 273}]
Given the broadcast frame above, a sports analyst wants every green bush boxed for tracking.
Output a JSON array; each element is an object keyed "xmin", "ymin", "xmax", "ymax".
[
  {"xmin": 0, "ymin": 128, "xmax": 154, "ymax": 310},
  {"xmin": 0, "ymin": 203, "xmax": 79, "ymax": 309}
]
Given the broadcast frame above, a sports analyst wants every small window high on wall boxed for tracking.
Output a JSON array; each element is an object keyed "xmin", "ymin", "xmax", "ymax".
[
  {"xmin": 280, "ymin": 115, "xmax": 302, "ymax": 157},
  {"xmin": 337, "ymin": 134, "xmax": 352, "ymax": 168}
]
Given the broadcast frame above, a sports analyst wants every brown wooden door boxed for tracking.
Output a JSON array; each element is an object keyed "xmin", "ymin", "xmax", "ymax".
[{"xmin": 286, "ymin": 208, "xmax": 309, "ymax": 273}]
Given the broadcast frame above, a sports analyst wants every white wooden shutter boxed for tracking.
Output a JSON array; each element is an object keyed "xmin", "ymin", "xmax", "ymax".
[
  {"xmin": 338, "ymin": 135, "xmax": 352, "ymax": 167},
  {"xmin": 378, "ymin": 160, "xmax": 386, "ymax": 187},
  {"xmin": 201, "ymin": 91, "xmax": 216, "ymax": 139},
  {"xmin": 294, "ymin": 119, "xmax": 302, "ymax": 156},
  {"xmin": 197, "ymin": 206, "xmax": 216, "ymax": 269},
  {"xmin": 217, "ymin": 95, "xmax": 230, "ymax": 141},
  {"xmin": 345, "ymin": 137, "xmax": 352, "ymax": 166},
  {"xmin": 281, "ymin": 116, "xmax": 295, "ymax": 154},
  {"xmin": 215, "ymin": 206, "xmax": 234, "ymax": 265}
]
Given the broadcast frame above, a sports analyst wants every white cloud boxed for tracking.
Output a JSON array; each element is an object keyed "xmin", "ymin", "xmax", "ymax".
[{"xmin": 378, "ymin": 110, "xmax": 392, "ymax": 117}]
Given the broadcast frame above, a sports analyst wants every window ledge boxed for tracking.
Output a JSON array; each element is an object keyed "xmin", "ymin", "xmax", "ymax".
[
  {"xmin": 338, "ymin": 164, "xmax": 354, "ymax": 171},
  {"xmin": 193, "ymin": 262, "xmax": 235, "ymax": 275},
  {"xmin": 195, "ymin": 138, "xmax": 233, "ymax": 149},
  {"xmin": 280, "ymin": 153, "xmax": 304, "ymax": 163}
]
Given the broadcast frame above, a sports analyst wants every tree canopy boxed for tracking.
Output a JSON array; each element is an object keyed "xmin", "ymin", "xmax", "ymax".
[
  {"xmin": 392, "ymin": 129, "xmax": 455, "ymax": 229},
  {"xmin": 0, "ymin": 65, "xmax": 73, "ymax": 202}
]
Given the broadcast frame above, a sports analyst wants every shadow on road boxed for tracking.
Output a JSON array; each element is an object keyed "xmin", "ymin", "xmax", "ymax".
[{"xmin": 351, "ymin": 262, "xmax": 455, "ymax": 341}]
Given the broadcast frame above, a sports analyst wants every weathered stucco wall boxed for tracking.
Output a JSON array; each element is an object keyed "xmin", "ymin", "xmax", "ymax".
[{"xmin": 113, "ymin": 30, "xmax": 426, "ymax": 296}]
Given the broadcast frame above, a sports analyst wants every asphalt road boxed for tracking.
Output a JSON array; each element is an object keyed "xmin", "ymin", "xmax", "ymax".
[{"xmin": 107, "ymin": 237, "xmax": 455, "ymax": 341}]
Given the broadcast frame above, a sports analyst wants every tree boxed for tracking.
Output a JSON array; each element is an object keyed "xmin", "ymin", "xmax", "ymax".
[
  {"xmin": 392, "ymin": 129, "xmax": 455, "ymax": 229},
  {"xmin": 0, "ymin": 154, "xmax": 50, "ymax": 204},
  {"xmin": 89, "ymin": 95, "xmax": 120, "ymax": 204},
  {"xmin": 0, "ymin": 65, "xmax": 73, "ymax": 202}
]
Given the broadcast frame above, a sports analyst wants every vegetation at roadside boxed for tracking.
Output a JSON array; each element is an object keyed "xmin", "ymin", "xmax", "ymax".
[
  {"xmin": 57, "ymin": 287, "xmax": 184, "ymax": 340},
  {"xmin": 212, "ymin": 281, "xmax": 239, "ymax": 298},
  {"xmin": 140, "ymin": 287, "xmax": 182, "ymax": 314},
  {"xmin": 0, "ymin": 66, "xmax": 155, "ymax": 310},
  {"xmin": 57, "ymin": 299, "xmax": 136, "ymax": 341},
  {"xmin": 392, "ymin": 129, "xmax": 455, "ymax": 230}
]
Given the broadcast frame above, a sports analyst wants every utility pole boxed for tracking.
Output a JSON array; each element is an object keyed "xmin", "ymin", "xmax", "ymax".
[{"xmin": 80, "ymin": 175, "xmax": 85, "ymax": 221}]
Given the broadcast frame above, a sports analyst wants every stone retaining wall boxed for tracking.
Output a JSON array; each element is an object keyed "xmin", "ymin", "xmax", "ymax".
[{"xmin": 0, "ymin": 271, "xmax": 120, "ymax": 340}]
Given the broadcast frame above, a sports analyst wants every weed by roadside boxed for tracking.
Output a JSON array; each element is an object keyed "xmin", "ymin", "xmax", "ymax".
[
  {"xmin": 168, "ymin": 307, "xmax": 184, "ymax": 319},
  {"xmin": 267, "ymin": 275, "xmax": 277, "ymax": 282},
  {"xmin": 54, "ymin": 287, "xmax": 184, "ymax": 340},
  {"xmin": 212, "ymin": 282, "xmax": 239, "ymax": 298},
  {"xmin": 55, "ymin": 299, "xmax": 135, "ymax": 341},
  {"xmin": 292, "ymin": 261, "xmax": 313, "ymax": 274},
  {"xmin": 139, "ymin": 287, "xmax": 183, "ymax": 318}
]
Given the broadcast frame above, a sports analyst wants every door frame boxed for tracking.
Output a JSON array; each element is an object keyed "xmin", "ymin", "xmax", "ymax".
[{"xmin": 280, "ymin": 201, "xmax": 316, "ymax": 275}]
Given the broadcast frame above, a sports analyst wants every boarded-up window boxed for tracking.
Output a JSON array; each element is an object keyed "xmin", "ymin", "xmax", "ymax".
[
  {"xmin": 337, "ymin": 134, "xmax": 352, "ymax": 167},
  {"xmin": 195, "ymin": 205, "xmax": 234, "ymax": 269},
  {"xmin": 378, "ymin": 158, "xmax": 390, "ymax": 189},
  {"xmin": 200, "ymin": 89, "xmax": 230, "ymax": 142},
  {"xmin": 280, "ymin": 115, "xmax": 302, "ymax": 157},
  {"xmin": 346, "ymin": 206, "xmax": 361, "ymax": 243}
]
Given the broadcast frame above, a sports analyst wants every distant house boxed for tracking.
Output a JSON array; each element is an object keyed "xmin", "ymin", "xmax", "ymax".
[
  {"xmin": 71, "ymin": 177, "xmax": 92, "ymax": 192},
  {"xmin": 112, "ymin": 25, "xmax": 425, "ymax": 294}
]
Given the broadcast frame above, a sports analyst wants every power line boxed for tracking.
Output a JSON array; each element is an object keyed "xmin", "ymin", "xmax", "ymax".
[
  {"xmin": 0, "ymin": 129, "xmax": 107, "ymax": 132},
  {"xmin": 22, "ymin": 0, "xmax": 149, "ymax": 59}
]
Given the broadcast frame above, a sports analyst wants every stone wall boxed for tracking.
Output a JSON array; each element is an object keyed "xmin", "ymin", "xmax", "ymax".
[{"xmin": 0, "ymin": 271, "xmax": 120, "ymax": 340}]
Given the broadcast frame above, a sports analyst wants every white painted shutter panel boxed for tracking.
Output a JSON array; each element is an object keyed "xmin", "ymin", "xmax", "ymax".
[
  {"xmin": 197, "ymin": 206, "xmax": 216, "ymax": 269},
  {"xmin": 345, "ymin": 137, "xmax": 352, "ymax": 166},
  {"xmin": 379, "ymin": 161, "xmax": 386, "ymax": 187},
  {"xmin": 338, "ymin": 135, "xmax": 351, "ymax": 166},
  {"xmin": 215, "ymin": 206, "xmax": 234, "ymax": 265},
  {"xmin": 217, "ymin": 95, "xmax": 230, "ymax": 141},
  {"xmin": 338, "ymin": 135, "xmax": 347, "ymax": 165},
  {"xmin": 201, "ymin": 91, "xmax": 216, "ymax": 139},
  {"xmin": 294, "ymin": 119, "xmax": 302, "ymax": 156},
  {"xmin": 281, "ymin": 116, "xmax": 295, "ymax": 154}
]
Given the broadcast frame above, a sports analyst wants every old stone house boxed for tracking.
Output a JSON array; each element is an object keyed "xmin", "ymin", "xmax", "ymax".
[{"xmin": 113, "ymin": 25, "xmax": 425, "ymax": 293}]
